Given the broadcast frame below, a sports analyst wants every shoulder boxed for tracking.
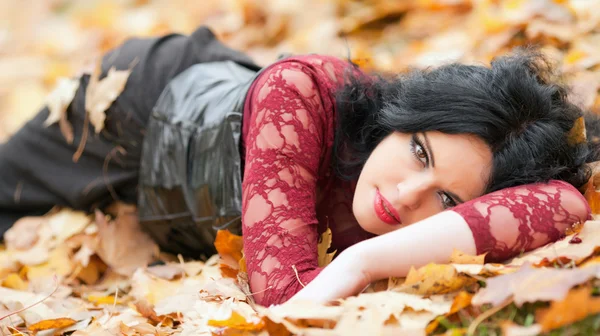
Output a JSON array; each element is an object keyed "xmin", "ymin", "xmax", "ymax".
[{"xmin": 255, "ymin": 54, "xmax": 353, "ymax": 90}]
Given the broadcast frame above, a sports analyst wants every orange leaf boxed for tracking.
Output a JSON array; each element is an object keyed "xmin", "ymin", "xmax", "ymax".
[
  {"xmin": 536, "ymin": 286, "xmax": 600, "ymax": 331},
  {"xmin": 207, "ymin": 311, "xmax": 265, "ymax": 331},
  {"xmin": 87, "ymin": 295, "xmax": 122, "ymax": 305},
  {"xmin": 449, "ymin": 291, "xmax": 473, "ymax": 315},
  {"xmin": 215, "ymin": 230, "xmax": 244, "ymax": 263},
  {"xmin": 220, "ymin": 264, "xmax": 240, "ymax": 279},
  {"xmin": 27, "ymin": 318, "xmax": 76, "ymax": 332}
]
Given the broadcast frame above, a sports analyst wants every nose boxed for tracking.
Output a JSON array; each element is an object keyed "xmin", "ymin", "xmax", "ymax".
[{"xmin": 396, "ymin": 172, "xmax": 435, "ymax": 210}]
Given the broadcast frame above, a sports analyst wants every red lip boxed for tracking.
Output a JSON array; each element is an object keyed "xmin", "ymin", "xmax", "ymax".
[{"xmin": 374, "ymin": 189, "xmax": 402, "ymax": 225}]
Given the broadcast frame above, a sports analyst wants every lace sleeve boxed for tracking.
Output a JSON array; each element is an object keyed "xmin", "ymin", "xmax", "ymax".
[
  {"xmin": 452, "ymin": 180, "xmax": 591, "ymax": 262},
  {"xmin": 241, "ymin": 60, "xmax": 335, "ymax": 306}
]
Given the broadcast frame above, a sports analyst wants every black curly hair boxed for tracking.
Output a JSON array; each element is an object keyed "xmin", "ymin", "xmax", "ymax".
[{"xmin": 333, "ymin": 48, "xmax": 600, "ymax": 194}]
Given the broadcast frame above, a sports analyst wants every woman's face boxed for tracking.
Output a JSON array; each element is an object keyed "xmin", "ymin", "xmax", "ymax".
[{"xmin": 353, "ymin": 131, "xmax": 493, "ymax": 235}]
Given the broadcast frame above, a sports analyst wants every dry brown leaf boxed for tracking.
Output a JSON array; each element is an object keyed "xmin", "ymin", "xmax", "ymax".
[
  {"xmin": 27, "ymin": 317, "xmax": 77, "ymax": 332},
  {"xmin": 318, "ymin": 228, "xmax": 336, "ymax": 267},
  {"xmin": 85, "ymin": 66, "xmax": 132, "ymax": 133},
  {"xmin": 449, "ymin": 249, "xmax": 486, "ymax": 265},
  {"xmin": 95, "ymin": 204, "xmax": 159, "ymax": 276},
  {"xmin": 536, "ymin": 286, "xmax": 600, "ymax": 331},
  {"xmin": 43, "ymin": 77, "xmax": 80, "ymax": 143},
  {"xmin": 507, "ymin": 220, "xmax": 600, "ymax": 267},
  {"xmin": 392, "ymin": 263, "xmax": 476, "ymax": 295},
  {"xmin": 472, "ymin": 263, "xmax": 600, "ymax": 307}
]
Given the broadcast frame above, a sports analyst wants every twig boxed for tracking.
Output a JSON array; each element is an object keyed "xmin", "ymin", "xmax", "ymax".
[
  {"xmin": 467, "ymin": 298, "xmax": 513, "ymax": 335},
  {"xmin": 0, "ymin": 275, "xmax": 59, "ymax": 322},
  {"xmin": 13, "ymin": 181, "xmax": 22, "ymax": 204},
  {"xmin": 72, "ymin": 109, "xmax": 90, "ymax": 163},
  {"xmin": 291, "ymin": 265, "xmax": 305, "ymax": 288},
  {"xmin": 102, "ymin": 146, "xmax": 126, "ymax": 201}
]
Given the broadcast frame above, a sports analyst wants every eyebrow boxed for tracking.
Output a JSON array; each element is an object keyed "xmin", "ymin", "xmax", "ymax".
[{"xmin": 421, "ymin": 132, "xmax": 466, "ymax": 204}]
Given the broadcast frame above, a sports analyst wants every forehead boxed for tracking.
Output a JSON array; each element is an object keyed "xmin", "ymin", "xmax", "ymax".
[{"xmin": 427, "ymin": 131, "xmax": 492, "ymax": 200}]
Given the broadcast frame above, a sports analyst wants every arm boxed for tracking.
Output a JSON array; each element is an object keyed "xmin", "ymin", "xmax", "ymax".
[
  {"xmin": 291, "ymin": 180, "xmax": 590, "ymax": 303},
  {"xmin": 242, "ymin": 59, "xmax": 338, "ymax": 306}
]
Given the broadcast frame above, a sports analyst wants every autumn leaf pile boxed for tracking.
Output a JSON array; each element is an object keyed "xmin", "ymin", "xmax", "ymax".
[{"xmin": 2, "ymin": 0, "xmax": 600, "ymax": 335}]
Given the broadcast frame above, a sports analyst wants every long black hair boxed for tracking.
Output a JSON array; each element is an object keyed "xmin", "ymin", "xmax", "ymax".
[{"xmin": 333, "ymin": 48, "xmax": 600, "ymax": 193}]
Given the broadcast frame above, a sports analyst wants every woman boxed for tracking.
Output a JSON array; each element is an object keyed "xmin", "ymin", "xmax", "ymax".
[{"xmin": 0, "ymin": 26, "xmax": 595, "ymax": 306}]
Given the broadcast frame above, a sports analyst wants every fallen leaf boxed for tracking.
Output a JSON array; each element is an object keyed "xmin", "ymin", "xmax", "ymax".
[
  {"xmin": 43, "ymin": 77, "xmax": 80, "ymax": 143},
  {"xmin": 507, "ymin": 220, "xmax": 600, "ymax": 267},
  {"xmin": 86, "ymin": 295, "xmax": 122, "ymax": 305},
  {"xmin": 472, "ymin": 263, "xmax": 600, "ymax": 307},
  {"xmin": 146, "ymin": 264, "xmax": 185, "ymax": 280},
  {"xmin": 4, "ymin": 216, "xmax": 47, "ymax": 251},
  {"xmin": 27, "ymin": 317, "xmax": 76, "ymax": 332},
  {"xmin": 2, "ymin": 273, "xmax": 28, "ymax": 291},
  {"xmin": 392, "ymin": 263, "xmax": 476, "ymax": 295},
  {"xmin": 536, "ymin": 286, "xmax": 600, "ymax": 331},
  {"xmin": 95, "ymin": 204, "xmax": 159, "ymax": 276},
  {"xmin": 215, "ymin": 230, "xmax": 245, "ymax": 278},
  {"xmin": 318, "ymin": 228, "xmax": 336, "ymax": 267},
  {"xmin": 208, "ymin": 311, "xmax": 265, "ymax": 330},
  {"xmin": 567, "ymin": 116, "xmax": 587, "ymax": 146},
  {"xmin": 47, "ymin": 209, "xmax": 91, "ymax": 243},
  {"xmin": 215, "ymin": 230, "xmax": 244, "ymax": 263},
  {"xmin": 449, "ymin": 249, "xmax": 486, "ymax": 265},
  {"xmin": 85, "ymin": 66, "xmax": 132, "ymax": 133}
]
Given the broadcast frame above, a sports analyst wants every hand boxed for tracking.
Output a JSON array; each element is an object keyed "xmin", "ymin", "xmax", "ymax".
[{"xmin": 288, "ymin": 245, "xmax": 372, "ymax": 304}]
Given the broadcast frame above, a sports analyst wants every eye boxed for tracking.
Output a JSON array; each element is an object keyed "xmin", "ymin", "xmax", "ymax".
[
  {"xmin": 410, "ymin": 134, "xmax": 428, "ymax": 166},
  {"xmin": 439, "ymin": 192, "xmax": 457, "ymax": 209}
]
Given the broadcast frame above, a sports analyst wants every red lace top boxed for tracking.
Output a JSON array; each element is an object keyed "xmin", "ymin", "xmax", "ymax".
[{"xmin": 240, "ymin": 55, "xmax": 591, "ymax": 306}]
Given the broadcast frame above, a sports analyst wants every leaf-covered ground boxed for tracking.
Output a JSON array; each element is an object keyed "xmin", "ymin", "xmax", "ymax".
[{"xmin": 1, "ymin": 0, "xmax": 600, "ymax": 335}]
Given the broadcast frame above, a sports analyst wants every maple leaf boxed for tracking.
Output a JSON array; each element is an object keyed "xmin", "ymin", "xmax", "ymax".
[
  {"xmin": 472, "ymin": 263, "xmax": 600, "ymax": 307},
  {"xmin": 94, "ymin": 204, "xmax": 159, "ymax": 276},
  {"xmin": 85, "ymin": 65, "xmax": 133, "ymax": 133}
]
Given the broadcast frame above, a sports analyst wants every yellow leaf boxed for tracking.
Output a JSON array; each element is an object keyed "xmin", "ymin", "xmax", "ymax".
[
  {"xmin": 27, "ymin": 318, "xmax": 76, "ymax": 332},
  {"xmin": 208, "ymin": 311, "xmax": 265, "ymax": 330},
  {"xmin": 449, "ymin": 249, "xmax": 486, "ymax": 265},
  {"xmin": 318, "ymin": 228, "xmax": 336, "ymax": 267},
  {"xmin": 396, "ymin": 263, "xmax": 475, "ymax": 295},
  {"xmin": 87, "ymin": 294, "xmax": 122, "ymax": 305},
  {"xmin": 536, "ymin": 286, "xmax": 600, "ymax": 331},
  {"xmin": 1, "ymin": 273, "xmax": 28, "ymax": 290},
  {"xmin": 567, "ymin": 116, "xmax": 587, "ymax": 146}
]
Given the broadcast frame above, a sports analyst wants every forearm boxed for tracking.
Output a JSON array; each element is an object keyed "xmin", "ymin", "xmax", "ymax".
[
  {"xmin": 290, "ymin": 211, "xmax": 474, "ymax": 303},
  {"xmin": 355, "ymin": 210, "xmax": 475, "ymax": 282}
]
